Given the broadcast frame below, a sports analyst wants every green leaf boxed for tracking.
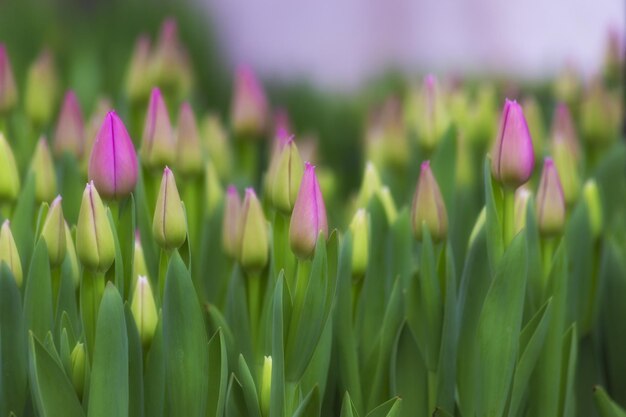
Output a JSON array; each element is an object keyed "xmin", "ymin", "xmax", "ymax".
[
  {"xmin": 390, "ymin": 323, "xmax": 428, "ymax": 417},
  {"xmin": 432, "ymin": 408, "xmax": 454, "ymax": 417},
  {"xmin": 11, "ymin": 173, "xmax": 36, "ymax": 273},
  {"xmin": 365, "ymin": 397, "xmax": 402, "ymax": 417},
  {"xmin": 340, "ymin": 393, "xmax": 360, "ymax": 417},
  {"xmin": 207, "ymin": 329, "xmax": 228, "ymax": 417},
  {"xmin": 237, "ymin": 355, "xmax": 262, "ymax": 417},
  {"xmin": 594, "ymin": 386, "xmax": 626, "ymax": 417},
  {"xmin": 431, "ymin": 125, "xmax": 457, "ymax": 216},
  {"xmin": 476, "ymin": 233, "xmax": 527, "ymax": 417},
  {"xmin": 79, "ymin": 269, "xmax": 105, "ymax": 360},
  {"xmin": 163, "ymin": 252, "xmax": 209, "ymax": 417},
  {"xmin": 88, "ymin": 283, "xmax": 128, "ymax": 417},
  {"xmin": 270, "ymin": 274, "xmax": 287, "ymax": 417},
  {"xmin": 224, "ymin": 266, "xmax": 253, "ymax": 368},
  {"xmin": 559, "ymin": 324, "xmax": 578, "ymax": 417},
  {"xmin": 28, "ymin": 333, "xmax": 85, "ymax": 417},
  {"xmin": 23, "ymin": 240, "xmax": 53, "ymax": 341},
  {"xmin": 225, "ymin": 374, "xmax": 247, "ymax": 417},
  {"xmin": 117, "ymin": 195, "xmax": 136, "ymax": 298},
  {"xmin": 0, "ymin": 264, "xmax": 27, "ymax": 417},
  {"xmin": 483, "ymin": 157, "xmax": 503, "ymax": 273},
  {"xmin": 291, "ymin": 386, "xmax": 320, "ymax": 417},
  {"xmin": 125, "ymin": 303, "xmax": 145, "ymax": 417},
  {"xmin": 144, "ymin": 315, "xmax": 165, "ymax": 417},
  {"xmin": 106, "ymin": 208, "xmax": 126, "ymax": 300}
]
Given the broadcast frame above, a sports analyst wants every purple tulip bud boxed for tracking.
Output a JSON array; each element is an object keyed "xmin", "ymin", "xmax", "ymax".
[
  {"xmin": 0, "ymin": 44, "xmax": 17, "ymax": 113},
  {"xmin": 222, "ymin": 185, "xmax": 241, "ymax": 258},
  {"xmin": 230, "ymin": 65, "xmax": 268, "ymax": 137},
  {"xmin": 411, "ymin": 160, "xmax": 448, "ymax": 242},
  {"xmin": 175, "ymin": 102, "xmax": 203, "ymax": 176},
  {"xmin": 82, "ymin": 97, "xmax": 113, "ymax": 173},
  {"xmin": 141, "ymin": 88, "xmax": 176, "ymax": 168},
  {"xmin": 491, "ymin": 99, "xmax": 535, "ymax": 188},
  {"xmin": 550, "ymin": 103, "xmax": 580, "ymax": 161},
  {"xmin": 536, "ymin": 158, "xmax": 566, "ymax": 237},
  {"xmin": 89, "ymin": 111, "xmax": 138, "ymax": 200},
  {"xmin": 53, "ymin": 90, "xmax": 85, "ymax": 158},
  {"xmin": 289, "ymin": 162, "xmax": 328, "ymax": 259}
]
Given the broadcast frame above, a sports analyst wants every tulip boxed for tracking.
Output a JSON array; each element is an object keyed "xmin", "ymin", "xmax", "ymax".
[
  {"xmin": 552, "ymin": 133, "xmax": 581, "ymax": 206},
  {"xmin": 490, "ymin": 99, "xmax": 535, "ymax": 188},
  {"xmin": 0, "ymin": 220, "xmax": 22, "ymax": 286},
  {"xmin": 53, "ymin": 90, "xmax": 85, "ymax": 158},
  {"xmin": 82, "ymin": 97, "xmax": 113, "ymax": 173},
  {"xmin": 204, "ymin": 160, "xmax": 223, "ymax": 215},
  {"xmin": 88, "ymin": 111, "xmax": 138, "ymax": 199},
  {"xmin": 30, "ymin": 137, "xmax": 57, "ymax": 203},
  {"xmin": 355, "ymin": 162, "xmax": 382, "ymax": 209},
  {"xmin": 131, "ymin": 275, "xmax": 158, "ymax": 349},
  {"xmin": 76, "ymin": 181, "xmax": 115, "ymax": 273},
  {"xmin": 405, "ymin": 75, "xmax": 450, "ymax": 151},
  {"xmin": 583, "ymin": 180, "xmax": 603, "ymax": 239},
  {"xmin": 273, "ymin": 109, "xmax": 292, "ymax": 143},
  {"xmin": 222, "ymin": 186, "xmax": 241, "ymax": 258},
  {"xmin": 377, "ymin": 186, "xmax": 398, "ymax": 225},
  {"xmin": 536, "ymin": 158, "xmax": 566, "ymax": 237},
  {"xmin": 175, "ymin": 102, "xmax": 204, "ymax": 176},
  {"xmin": 153, "ymin": 167, "xmax": 187, "ymax": 250},
  {"xmin": 40, "ymin": 196, "xmax": 66, "ymax": 266},
  {"xmin": 64, "ymin": 221, "xmax": 80, "ymax": 290},
  {"xmin": 411, "ymin": 161, "xmax": 448, "ymax": 242},
  {"xmin": 70, "ymin": 342, "xmax": 86, "ymax": 399},
  {"xmin": 522, "ymin": 97, "xmax": 545, "ymax": 158},
  {"xmin": 237, "ymin": 188, "xmax": 269, "ymax": 271},
  {"xmin": 550, "ymin": 103, "xmax": 580, "ymax": 161},
  {"xmin": 132, "ymin": 231, "xmax": 149, "ymax": 287},
  {"xmin": 0, "ymin": 44, "xmax": 17, "ymax": 113},
  {"xmin": 260, "ymin": 356, "xmax": 272, "ymax": 417},
  {"xmin": 270, "ymin": 139, "xmax": 304, "ymax": 214},
  {"xmin": 141, "ymin": 88, "xmax": 176, "ymax": 168},
  {"xmin": 581, "ymin": 81, "xmax": 620, "ymax": 147},
  {"xmin": 201, "ymin": 114, "xmax": 232, "ymax": 178},
  {"xmin": 152, "ymin": 18, "xmax": 192, "ymax": 95},
  {"xmin": 125, "ymin": 35, "xmax": 153, "ymax": 101},
  {"xmin": 230, "ymin": 65, "xmax": 268, "ymax": 137},
  {"xmin": 289, "ymin": 162, "xmax": 328, "ymax": 259},
  {"xmin": 350, "ymin": 208, "xmax": 370, "ymax": 277},
  {"xmin": 24, "ymin": 49, "xmax": 58, "ymax": 126},
  {"xmin": 366, "ymin": 97, "xmax": 409, "ymax": 168},
  {"xmin": 0, "ymin": 133, "xmax": 20, "ymax": 202},
  {"xmin": 514, "ymin": 186, "xmax": 532, "ymax": 234}
]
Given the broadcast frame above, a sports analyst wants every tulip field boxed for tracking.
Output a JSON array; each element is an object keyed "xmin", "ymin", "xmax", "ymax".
[{"xmin": 0, "ymin": 16, "xmax": 624, "ymax": 417}]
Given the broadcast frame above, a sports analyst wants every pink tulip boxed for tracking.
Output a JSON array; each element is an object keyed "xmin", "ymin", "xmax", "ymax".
[{"xmin": 53, "ymin": 90, "xmax": 85, "ymax": 158}]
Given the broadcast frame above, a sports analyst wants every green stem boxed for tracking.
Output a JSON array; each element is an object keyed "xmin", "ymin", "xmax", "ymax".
[
  {"xmin": 247, "ymin": 271, "xmax": 262, "ymax": 346},
  {"xmin": 541, "ymin": 237, "xmax": 556, "ymax": 295},
  {"xmin": 0, "ymin": 202, "xmax": 11, "ymax": 220},
  {"xmin": 158, "ymin": 249, "xmax": 172, "ymax": 302},
  {"xmin": 80, "ymin": 269, "xmax": 105, "ymax": 361},
  {"xmin": 51, "ymin": 267, "xmax": 61, "ymax": 315},
  {"xmin": 502, "ymin": 188, "xmax": 515, "ymax": 246},
  {"xmin": 427, "ymin": 370, "xmax": 438, "ymax": 414},
  {"xmin": 351, "ymin": 276, "xmax": 364, "ymax": 322}
]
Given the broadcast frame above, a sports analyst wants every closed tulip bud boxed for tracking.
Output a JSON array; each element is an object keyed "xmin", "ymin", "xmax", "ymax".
[
  {"xmin": 141, "ymin": 88, "xmax": 176, "ymax": 168},
  {"xmin": 0, "ymin": 220, "xmax": 22, "ymax": 286},
  {"xmin": 222, "ymin": 186, "xmax": 241, "ymax": 258},
  {"xmin": 0, "ymin": 133, "xmax": 20, "ymax": 202},
  {"xmin": 153, "ymin": 167, "xmax": 187, "ymax": 250},
  {"xmin": 70, "ymin": 342, "xmax": 86, "ymax": 399},
  {"xmin": 554, "ymin": 64, "xmax": 580, "ymax": 105},
  {"xmin": 355, "ymin": 162, "xmax": 382, "ymax": 209},
  {"xmin": 260, "ymin": 356, "xmax": 272, "ymax": 417},
  {"xmin": 88, "ymin": 111, "xmax": 139, "ymax": 199},
  {"xmin": 514, "ymin": 186, "xmax": 532, "ymax": 234},
  {"xmin": 490, "ymin": 99, "xmax": 535, "ymax": 188},
  {"xmin": 536, "ymin": 158, "xmax": 566, "ymax": 237},
  {"xmin": 583, "ymin": 180, "xmax": 603, "ymax": 239},
  {"xmin": 175, "ymin": 102, "xmax": 204, "ymax": 176},
  {"xmin": 581, "ymin": 81, "xmax": 620, "ymax": 147},
  {"xmin": 350, "ymin": 208, "xmax": 369, "ymax": 277},
  {"xmin": 53, "ymin": 91, "xmax": 85, "ymax": 158},
  {"xmin": 0, "ymin": 45, "xmax": 18, "ymax": 113},
  {"xmin": 290, "ymin": 163, "xmax": 328, "ymax": 259},
  {"xmin": 271, "ymin": 139, "xmax": 304, "ymax": 213},
  {"xmin": 204, "ymin": 160, "xmax": 223, "ymax": 215},
  {"xmin": 237, "ymin": 188, "xmax": 269, "ymax": 271},
  {"xmin": 201, "ymin": 114, "xmax": 232, "ymax": 178},
  {"xmin": 456, "ymin": 133, "xmax": 474, "ymax": 186},
  {"xmin": 125, "ymin": 35, "xmax": 153, "ymax": 101},
  {"xmin": 551, "ymin": 103, "xmax": 580, "ymax": 161},
  {"xmin": 411, "ymin": 161, "xmax": 448, "ymax": 242},
  {"xmin": 152, "ymin": 18, "xmax": 192, "ymax": 95},
  {"xmin": 131, "ymin": 275, "xmax": 158, "ymax": 349},
  {"xmin": 405, "ymin": 75, "xmax": 450, "ymax": 151},
  {"xmin": 231, "ymin": 65, "xmax": 268, "ymax": 137},
  {"xmin": 76, "ymin": 182, "xmax": 115, "ymax": 273},
  {"xmin": 25, "ymin": 49, "xmax": 58, "ymax": 126},
  {"xmin": 30, "ymin": 137, "xmax": 57, "ymax": 203},
  {"xmin": 40, "ymin": 196, "xmax": 66, "ymax": 266},
  {"xmin": 64, "ymin": 222, "xmax": 79, "ymax": 290},
  {"xmin": 366, "ymin": 98, "xmax": 409, "ymax": 168},
  {"xmin": 377, "ymin": 186, "xmax": 398, "ymax": 225},
  {"xmin": 132, "ymin": 231, "xmax": 149, "ymax": 288},
  {"xmin": 273, "ymin": 109, "xmax": 292, "ymax": 143},
  {"xmin": 522, "ymin": 97, "xmax": 545, "ymax": 158},
  {"xmin": 552, "ymin": 134, "xmax": 581, "ymax": 206}
]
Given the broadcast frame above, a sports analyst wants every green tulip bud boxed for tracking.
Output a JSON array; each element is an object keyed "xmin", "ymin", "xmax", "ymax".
[
  {"xmin": 132, "ymin": 231, "xmax": 149, "ymax": 289},
  {"xmin": 70, "ymin": 342, "xmax": 87, "ymax": 399},
  {"xmin": 536, "ymin": 158, "xmax": 566, "ymax": 237},
  {"xmin": 583, "ymin": 180, "xmax": 603, "ymax": 239},
  {"xmin": 201, "ymin": 114, "xmax": 232, "ymax": 179},
  {"xmin": 552, "ymin": 135, "xmax": 580, "ymax": 206},
  {"xmin": 514, "ymin": 186, "xmax": 532, "ymax": 234},
  {"xmin": 0, "ymin": 45, "xmax": 18, "ymax": 114},
  {"xmin": 581, "ymin": 81, "xmax": 620, "ymax": 147},
  {"xmin": 411, "ymin": 161, "xmax": 448, "ymax": 242},
  {"xmin": 377, "ymin": 186, "xmax": 398, "ymax": 225},
  {"xmin": 271, "ymin": 139, "xmax": 304, "ymax": 214},
  {"xmin": 24, "ymin": 49, "xmax": 58, "ymax": 127},
  {"xmin": 349, "ymin": 209, "xmax": 370, "ymax": 278},
  {"xmin": 355, "ymin": 162, "xmax": 382, "ymax": 209},
  {"xmin": 222, "ymin": 186, "xmax": 241, "ymax": 258},
  {"xmin": 204, "ymin": 159, "xmax": 223, "ymax": 215},
  {"xmin": 76, "ymin": 181, "xmax": 115, "ymax": 273},
  {"xmin": 153, "ymin": 167, "xmax": 187, "ymax": 250},
  {"xmin": 237, "ymin": 188, "xmax": 268, "ymax": 271},
  {"xmin": 131, "ymin": 275, "xmax": 158, "ymax": 349},
  {"xmin": 260, "ymin": 356, "xmax": 272, "ymax": 417},
  {"xmin": 0, "ymin": 220, "xmax": 22, "ymax": 286},
  {"xmin": 176, "ymin": 102, "xmax": 204, "ymax": 177},
  {"xmin": 30, "ymin": 137, "xmax": 57, "ymax": 203},
  {"xmin": 40, "ymin": 196, "xmax": 66, "ymax": 267},
  {"xmin": 405, "ymin": 75, "xmax": 450, "ymax": 151},
  {"xmin": 64, "ymin": 221, "xmax": 79, "ymax": 290},
  {"xmin": 125, "ymin": 35, "xmax": 153, "ymax": 102},
  {"xmin": 0, "ymin": 132, "xmax": 20, "ymax": 202}
]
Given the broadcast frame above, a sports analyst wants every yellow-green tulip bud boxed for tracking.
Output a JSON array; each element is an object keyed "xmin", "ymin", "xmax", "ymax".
[
  {"xmin": 153, "ymin": 167, "xmax": 187, "ymax": 250},
  {"xmin": 222, "ymin": 186, "xmax": 241, "ymax": 258},
  {"xmin": 377, "ymin": 186, "xmax": 398, "ymax": 225},
  {"xmin": 355, "ymin": 162, "xmax": 382, "ymax": 209},
  {"xmin": 0, "ymin": 220, "xmax": 22, "ymax": 286},
  {"xmin": 125, "ymin": 35, "xmax": 153, "ymax": 102},
  {"xmin": 552, "ymin": 135, "xmax": 580, "ymax": 206},
  {"xmin": 24, "ymin": 50, "xmax": 58, "ymax": 127},
  {"xmin": 176, "ymin": 102, "xmax": 204, "ymax": 177},
  {"xmin": 64, "ymin": 221, "xmax": 79, "ymax": 290},
  {"xmin": 201, "ymin": 114, "xmax": 232, "ymax": 179},
  {"xmin": 131, "ymin": 275, "xmax": 158, "ymax": 349},
  {"xmin": 514, "ymin": 186, "xmax": 532, "ymax": 234},
  {"xmin": 204, "ymin": 160, "xmax": 223, "ymax": 215},
  {"xmin": 76, "ymin": 181, "xmax": 115, "ymax": 273},
  {"xmin": 271, "ymin": 139, "xmax": 304, "ymax": 214},
  {"xmin": 0, "ymin": 132, "xmax": 20, "ymax": 202},
  {"xmin": 260, "ymin": 356, "xmax": 272, "ymax": 417},
  {"xmin": 237, "ymin": 188, "xmax": 269, "ymax": 271},
  {"xmin": 132, "ymin": 231, "xmax": 149, "ymax": 289},
  {"xmin": 405, "ymin": 75, "xmax": 450, "ymax": 151},
  {"xmin": 583, "ymin": 180, "xmax": 603, "ymax": 239},
  {"xmin": 70, "ymin": 342, "xmax": 86, "ymax": 399},
  {"xmin": 536, "ymin": 158, "xmax": 566, "ymax": 237},
  {"xmin": 349, "ymin": 209, "xmax": 369, "ymax": 278},
  {"xmin": 30, "ymin": 137, "xmax": 57, "ymax": 203},
  {"xmin": 411, "ymin": 161, "xmax": 448, "ymax": 242},
  {"xmin": 40, "ymin": 196, "xmax": 66, "ymax": 267}
]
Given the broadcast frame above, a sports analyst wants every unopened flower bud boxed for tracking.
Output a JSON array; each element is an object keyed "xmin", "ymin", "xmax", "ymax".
[
  {"xmin": 583, "ymin": 180, "xmax": 603, "ymax": 239},
  {"xmin": 271, "ymin": 139, "xmax": 304, "ymax": 213},
  {"xmin": 551, "ymin": 103, "xmax": 580, "ymax": 161},
  {"xmin": 581, "ymin": 81, "xmax": 620, "ymax": 147},
  {"xmin": 76, "ymin": 182, "xmax": 115, "ymax": 273},
  {"xmin": 152, "ymin": 18, "xmax": 192, "ymax": 95},
  {"xmin": 131, "ymin": 275, "xmax": 158, "ymax": 349},
  {"xmin": 349, "ymin": 209, "xmax": 369, "ymax": 277},
  {"xmin": 552, "ymin": 134, "xmax": 581, "ymax": 206},
  {"xmin": 204, "ymin": 160, "xmax": 223, "ymax": 215},
  {"xmin": 289, "ymin": 163, "xmax": 328, "ymax": 259},
  {"xmin": 141, "ymin": 88, "xmax": 176, "ymax": 168},
  {"xmin": 405, "ymin": 75, "xmax": 449, "ymax": 151},
  {"xmin": 411, "ymin": 161, "xmax": 448, "ymax": 242},
  {"xmin": 0, "ymin": 220, "xmax": 22, "ymax": 286},
  {"xmin": 30, "ymin": 137, "xmax": 57, "ymax": 203},
  {"xmin": 125, "ymin": 35, "xmax": 153, "ymax": 101},
  {"xmin": 0, "ymin": 45, "xmax": 18, "ymax": 113},
  {"xmin": 175, "ymin": 102, "xmax": 204, "ymax": 176},
  {"xmin": 0, "ymin": 133, "xmax": 20, "ymax": 202},
  {"xmin": 132, "ymin": 231, "xmax": 149, "ymax": 288},
  {"xmin": 536, "ymin": 158, "xmax": 566, "ymax": 237},
  {"xmin": 490, "ymin": 99, "xmax": 535, "ymax": 188},
  {"xmin": 40, "ymin": 196, "xmax": 66, "ymax": 266},
  {"xmin": 260, "ymin": 356, "xmax": 272, "ymax": 417},
  {"xmin": 514, "ymin": 186, "xmax": 532, "ymax": 234},
  {"xmin": 237, "ymin": 188, "xmax": 269, "ymax": 271},
  {"xmin": 522, "ymin": 97, "xmax": 545, "ymax": 158},
  {"xmin": 273, "ymin": 109, "xmax": 292, "ymax": 143},
  {"xmin": 201, "ymin": 114, "xmax": 232, "ymax": 178},
  {"xmin": 222, "ymin": 186, "xmax": 241, "ymax": 258},
  {"xmin": 377, "ymin": 186, "xmax": 397, "ymax": 225},
  {"xmin": 24, "ymin": 49, "xmax": 58, "ymax": 126},
  {"xmin": 53, "ymin": 91, "xmax": 85, "ymax": 158},
  {"xmin": 70, "ymin": 342, "xmax": 86, "ymax": 399},
  {"xmin": 153, "ymin": 167, "xmax": 187, "ymax": 250},
  {"xmin": 64, "ymin": 221, "xmax": 79, "ymax": 290},
  {"xmin": 355, "ymin": 162, "xmax": 382, "ymax": 209},
  {"xmin": 89, "ymin": 111, "xmax": 138, "ymax": 199},
  {"xmin": 83, "ymin": 97, "xmax": 113, "ymax": 173},
  {"xmin": 230, "ymin": 65, "xmax": 268, "ymax": 137}
]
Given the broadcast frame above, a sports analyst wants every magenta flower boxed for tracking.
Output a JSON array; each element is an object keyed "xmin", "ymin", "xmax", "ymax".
[
  {"xmin": 551, "ymin": 103, "xmax": 580, "ymax": 160},
  {"xmin": 230, "ymin": 65, "xmax": 268, "ymax": 137},
  {"xmin": 141, "ymin": 87, "xmax": 175, "ymax": 168},
  {"xmin": 53, "ymin": 90, "xmax": 85, "ymax": 158},
  {"xmin": 536, "ymin": 158, "xmax": 566, "ymax": 237},
  {"xmin": 491, "ymin": 99, "xmax": 535, "ymax": 188},
  {"xmin": 411, "ymin": 160, "xmax": 448, "ymax": 242},
  {"xmin": 0, "ymin": 44, "xmax": 17, "ymax": 113},
  {"xmin": 289, "ymin": 162, "xmax": 328, "ymax": 259},
  {"xmin": 88, "ymin": 111, "xmax": 138, "ymax": 199}
]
